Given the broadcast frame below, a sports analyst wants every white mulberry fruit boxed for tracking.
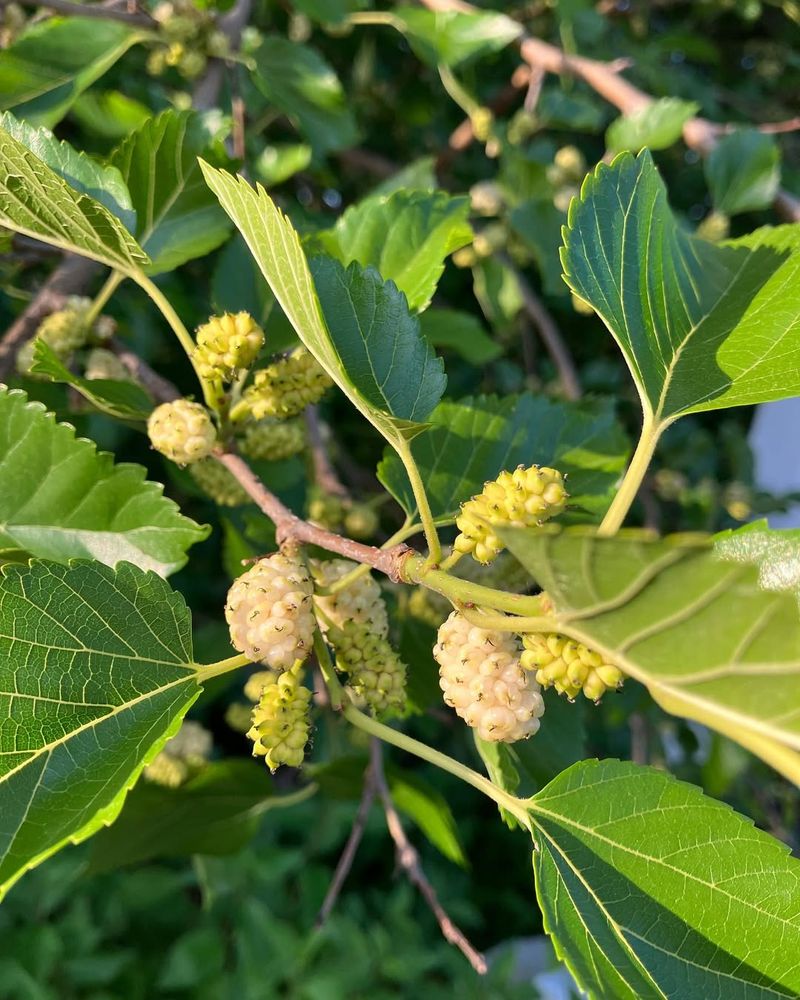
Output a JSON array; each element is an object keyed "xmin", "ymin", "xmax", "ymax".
[
  {"xmin": 434, "ymin": 611, "xmax": 544, "ymax": 742},
  {"xmin": 521, "ymin": 632, "xmax": 623, "ymax": 702},
  {"xmin": 147, "ymin": 399, "xmax": 217, "ymax": 465},
  {"xmin": 238, "ymin": 417, "xmax": 305, "ymax": 462},
  {"xmin": 193, "ymin": 311, "xmax": 264, "ymax": 381},
  {"xmin": 84, "ymin": 348, "xmax": 133, "ymax": 383},
  {"xmin": 329, "ymin": 621, "xmax": 406, "ymax": 715},
  {"xmin": 189, "ymin": 457, "xmax": 250, "ymax": 506},
  {"xmin": 243, "ymin": 348, "xmax": 332, "ymax": 419},
  {"xmin": 225, "ymin": 553, "xmax": 315, "ymax": 669},
  {"xmin": 454, "ymin": 465, "xmax": 568, "ymax": 564},
  {"xmin": 248, "ymin": 663, "xmax": 312, "ymax": 770},
  {"xmin": 312, "ymin": 558, "xmax": 389, "ymax": 638}
]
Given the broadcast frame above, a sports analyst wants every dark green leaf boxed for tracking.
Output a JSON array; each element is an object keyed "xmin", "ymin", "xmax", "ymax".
[
  {"xmin": 509, "ymin": 198, "xmax": 568, "ymax": 297},
  {"xmin": 389, "ymin": 771, "xmax": 467, "ymax": 867},
  {"xmin": 212, "ymin": 234, "xmax": 276, "ymax": 330},
  {"xmin": 472, "ymin": 736, "xmax": 521, "ymax": 830},
  {"xmin": 0, "ymin": 560, "xmax": 200, "ymax": 899},
  {"xmin": 70, "ymin": 89, "xmax": 150, "ymax": 141},
  {"xmin": 706, "ymin": 129, "xmax": 781, "ymax": 215},
  {"xmin": 418, "ymin": 308, "xmax": 501, "ymax": 365}
]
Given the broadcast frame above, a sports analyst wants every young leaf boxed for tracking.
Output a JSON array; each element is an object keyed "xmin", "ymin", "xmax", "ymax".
[
  {"xmin": 111, "ymin": 110, "xmax": 232, "ymax": 274},
  {"xmin": 377, "ymin": 394, "xmax": 629, "ymax": 522},
  {"xmin": 418, "ymin": 308, "xmax": 502, "ymax": 365},
  {"xmin": 0, "ymin": 111, "xmax": 135, "ymax": 229},
  {"xmin": 561, "ymin": 151, "xmax": 800, "ymax": 423},
  {"xmin": 528, "ymin": 759, "xmax": 800, "ymax": 999},
  {"xmin": 0, "ymin": 387, "xmax": 207, "ymax": 574},
  {"xmin": 0, "ymin": 124, "xmax": 148, "ymax": 273},
  {"xmin": 706, "ymin": 129, "xmax": 781, "ymax": 216},
  {"xmin": 200, "ymin": 164, "xmax": 444, "ymax": 446},
  {"xmin": 252, "ymin": 36, "xmax": 358, "ymax": 155},
  {"xmin": 501, "ymin": 526, "xmax": 800, "ymax": 785},
  {"xmin": 472, "ymin": 735, "xmax": 521, "ymax": 830},
  {"xmin": 31, "ymin": 340, "xmax": 154, "ymax": 420},
  {"xmin": 314, "ymin": 189, "xmax": 472, "ymax": 312},
  {"xmin": 391, "ymin": 7, "xmax": 521, "ymax": 67},
  {"xmin": 605, "ymin": 97, "xmax": 699, "ymax": 154},
  {"xmin": 71, "ymin": 89, "xmax": 150, "ymax": 141},
  {"xmin": 0, "ymin": 560, "xmax": 200, "ymax": 900},
  {"xmin": 389, "ymin": 771, "xmax": 467, "ymax": 867},
  {"xmin": 0, "ymin": 18, "xmax": 142, "ymax": 127}
]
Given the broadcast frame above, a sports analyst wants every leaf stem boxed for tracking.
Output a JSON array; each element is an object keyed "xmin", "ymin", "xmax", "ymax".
[
  {"xmin": 314, "ymin": 631, "xmax": 345, "ymax": 710},
  {"xmin": 597, "ymin": 413, "xmax": 661, "ymax": 537},
  {"xmin": 86, "ymin": 271, "xmax": 124, "ymax": 328},
  {"xmin": 195, "ymin": 652, "xmax": 252, "ymax": 682},
  {"xmin": 343, "ymin": 704, "xmax": 531, "ymax": 828},
  {"xmin": 438, "ymin": 63, "xmax": 481, "ymax": 118},
  {"xmin": 394, "ymin": 438, "xmax": 441, "ymax": 564},
  {"xmin": 404, "ymin": 554, "xmax": 545, "ymax": 616}
]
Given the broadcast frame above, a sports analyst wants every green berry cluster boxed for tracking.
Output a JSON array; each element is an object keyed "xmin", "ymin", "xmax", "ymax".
[
  {"xmin": 243, "ymin": 348, "xmax": 332, "ymax": 419},
  {"xmin": 193, "ymin": 311, "xmax": 264, "ymax": 382},
  {"xmin": 189, "ymin": 457, "xmax": 250, "ymax": 506},
  {"xmin": 146, "ymin": 0, "xmax": 229, "ymax": 80},
  {"xmin": 248, "ymin": 663, "xmax": 312, "ymax": 771},
  {"xmin": 239, "ymin": 417, "xmax": 306, "ymax": 462},
  {"xmin": 307, "ymin": 491, "xmax": 380, "ymax": 540},
  {"xmin": 144, "ymin": 721, "xmax": 212, "ymax": 787},
  {"xmin": 454, "ymin": 465, "xmax": 568, "ymax": 564},
  {"xmin": 16, "ymin": 296, "xmax": 93, "ymax": 375},
  {"xmin": 520, "ymin": 632, "xmax": 623, "ymax": 702},
  {"xmin": 147, "ymin": 399, "xmax": 217, "ymax": 465},
  {"xmin": 329, "ymin": 621, "xmax": 407, "ymax": 716}
]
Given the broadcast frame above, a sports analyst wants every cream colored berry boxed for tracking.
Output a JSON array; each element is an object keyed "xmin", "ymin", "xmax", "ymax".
[
  {"xmin": 329, "ymin": 621, "xmax": 406, "ymax": 715},
  {"xmin": 84, "ymin": 348, "xmax": 132, "ymax": 383},
  {"xmin": 521, "ymin": 632, "xmax": 623, "ymax": 702},
  {"xmin": 243, "ymin": 669, "xmax": 280, "ymax": 702},
  {"xmin": 312, "ymin": 559, "xmax": 389, "ymax": 638},
  {"xmin": 225, "ymin": 553, "xmax": 315, "ymax": 669},
  {"xmin": 147, "ymin": 399, "xmax": 217, "ymax": 465},
  {"xmin": 189, "ymin": 457, "xmax": 249, "ymax": 506},
  {"xmin": 238, "ymin": 417, "xmax": 305, "ymax": 462},
  {"xmin": 434, "ymin": 611, "xmax": 544, "ymax": 742},
  {"xmin": 193, "ymin": 311, "xmax": 264, "ymax": 381},
  {"xmin": 454, "ymin": 465, "xmax": 568, "ymax": 564},
  {"xmin": 248, "ymin": 664, "xmax": 312, "ymax": 771},
  {"xmin": 307, "ymin": 490, "xmax": 346, "ymax": 531},
  {"xmin": 243, "ymin": 348, "xmax": 332, "ymax": 419},
  {"xmin": 344, "ymin": 502, "xmax": 380, "ymax": 540}
]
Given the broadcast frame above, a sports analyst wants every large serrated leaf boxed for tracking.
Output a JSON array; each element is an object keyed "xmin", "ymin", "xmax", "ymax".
[
  {"xmin": 0, "ymin": 386, "xmax": 207, "ymax": 574},
  {"xmin": 377, "ymin": 394, "xmax": 628, "ymax": 522},
  {"xmin": 561, "ymin": 150, "xmax": 800, "ymax": 423},
  {"xmin": 0, "ymin": 124, "xmax": 148, "ymax": 273},
  {"xmin": 314, "ymin": 189, "xmax": 472, "ymax": 312},
  {"xmin": 0, "ymin": 111, "xmax": 134, "ymax": 229},
  {"xmin": 111, "ymin": 110, "xmax": 232, "ymax": 274},
  {"xmin": 0, "ymin": 17, "xmax": 142, "ymax": 127},
  {"xmin": 501, "ymin": 526, "xmax": 800, "ymax": 784},
  {"xmin": 0, "ymin": 560, "xmax": 200, "ymax": 900},
  {"xmin": 200, "ymin": 164, "xmax": 443, "ymax": 447},
  {"xmin": 528, "ymin": 759, "xmax": 800, "ymax": 999}
]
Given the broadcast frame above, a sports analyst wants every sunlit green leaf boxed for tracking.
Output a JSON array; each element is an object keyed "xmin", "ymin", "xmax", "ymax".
[
  {"xmin": 390, "ymin": 7, "xmax": 521, "ymax": 67},
  {"xmin": 706, "ymin": 129, "xmax": 781, "ymax": 216},
  {"xmin": 606, "ymin": 98, "xmax": 699, "ymax": 154}
]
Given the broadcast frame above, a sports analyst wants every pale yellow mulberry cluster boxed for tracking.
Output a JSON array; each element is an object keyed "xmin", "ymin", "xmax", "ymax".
[
  {"xmin": 193, "ymin": 311, "xmax": 265, "ymax": 382},
  {"xmin": 147, "ymin": 399, "xmax": 217, "ymax": 465},
  {"xmin": 146, "ymin": 0, "xmax": 229, "ymax": 80},
  {"xmin": 242, "ymin": 348, "xmax": 332, "ymax": 419},
  {"xmin": 239, "ymin": 417, "xmax": 306, "ymax": 462},
  {"xmin": 312, "ymin": 559, "xmax": 389, "ymax": 637},
  {"xmin": 189, "ymin": 457, "xmax": 250, "ymax": 506},
  {"xmin": 144, "ymin": 721, "xmax": 213, "ymax": 788},
  {"xmin": 521, "ymin": 632, "xmax": 623, "ymax": 702},
  {"xmin": 329, "ymin": 621, "xmax": 407, "ymax": 715},
  {"xmin": 434, "ymin": 611, "xmax": 544, "ymax": 743},
  {"xmin": 454, "ymin": 465, "xmax": 568, "ymax": 564},
  {"xmin": 248, "ymin": 664, "xmax": 312, "ymax": 771},
  {"xmin": 225, "ymin": 553, "xmax": 315, "ymax": 669},
  {"xmin": 17, "ymin": 297, "xmax": 97, "ymax": 375}
]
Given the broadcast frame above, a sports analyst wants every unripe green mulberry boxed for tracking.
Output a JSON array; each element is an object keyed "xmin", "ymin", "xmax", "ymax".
[
  {"xmin": 243, "ymin": 348, "xmax": 332, "ymax": 419},
  {"xmin": 225, "ymin": 552, "xmax": 315, "ymax": 669},
  {"xmin": 238, "ymin": 417, "xmax": 305, "ymax": 462},
  {"xmin": 329, "ymin": 621, "xmax": 407, "ymax": 715},
  {"xmin": 248, "ymin": 663, "xmax": 312, "ymax": 770},
  {"xmin": 84, "ymin": 348, "xmax": 133, "ymax": 383},
  {"xmin": 454, "ymin": 465, "xmax": 568, "ymax": 564},
  {"xmin": 147, "ymin": 399, "xmax": 217, "ymax": 465},
  {"xmin": 194, "ymin": 311, "xmax": 264, "ymax": 381},
  {"xmin": 189, "ymin": 457, "xmax": 250, "ymax": 506},
  {"xmin": 521, "ymin": 632, "xmax": 623, "ymax": 702},
  {"xmin": 144, "ymin": 752, "xmax": 188, "ymax": 787},
  {"xmin": 243, "ymin": 669, "xmax": 280, "ymax": 703},
  {"xmin": 225, "ymin": 702, "xmax": 254, "ymax": 734},
  {"xmin": 307, "ymin": 490, "xmax": 346, "ymax": 531},
  {"xmin": 144, "ymin": 721, "xmax": 212, "ymax": 786},
  {"xmin": 434, "ymin": 611, "xmax": 544, "ymax": 742},
  {"xmin": 17, "ymin": 296, "xmax": 92, "ymax": 374},
  {"xmin": 312, "ymin": 558, "xmax": 389, "ymax": 638},
  {"xmin": 344, "ymin": 502, "xmax": 380, "ymax": 540}
]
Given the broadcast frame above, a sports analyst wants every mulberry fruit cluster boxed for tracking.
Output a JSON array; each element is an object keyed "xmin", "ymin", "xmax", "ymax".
[
  {"xmin": 146, "ymin": 0, "xmax": 227, "ymax": 79},
  {"xmin": 434, "ymin": 611, "xmax": 544, "ymax": 743},
  {"xmin": 189, "ymin": 457, "xmax": 250, "ymax": 507},
  {"xmin": 454, "ymin": 465, "xmax": 568, "ymax": 564},
  {"xmin": 312, "ymin": 559, "xmax": 389, "ymax": 638},
  {"xmin": 144, "ymin": 721, "xmax": 212, "ymax": 788},
  {"xmin": 84, "ymin": 348, "xmax": 133, "ymax": 383},
  {"xmin": 225, "ymin": 553, "xmax": 316, "ymax": 669},
  {"xmin": 248, "ymin": 664, "xmax": 312, "ymax": 771},
  {"xmin": 193, "ymin": 312, "xmax": 264, "ymax": 382},
  {"xmin": 521, "ymin": 632, "xmax": 623, "ymax": 702},
  {"xmin": 239, "ymin": 417, "xmax": 306, "ymax": 462},
  {"xmin": 17, "ymin": 296, "xmax": 93, "ymax": 375},
  {"xmin": 329, "ymin": 621, "xmax": 407, "ymax": 715},
  {"xmin": 243, "ymin": 348, "xmax": 332, "ymax": 419},
  {"xmin": 147, "ymin": 399, "xmax": 217, "ymax": 465}
]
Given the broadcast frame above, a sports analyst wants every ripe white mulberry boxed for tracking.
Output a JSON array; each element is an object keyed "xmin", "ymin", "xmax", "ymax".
[
  {"xmin": 329, "ymin": 621, "xmax": 407, "ymax": 715},
  {"xmin": 312, "ymin": 558, "xmax": 389, "ymax": 638},
  {"xmin": 238, "ymin": 417, "xmax": 306, "ymax": 462},
  {"xmin": 434, "ymin": 611, "xmax": 544, "ymax": 742},
  {"xmin": 521, "ymin": 632, "xmax": 623, "ymax": 702},
  {"xmin": 243, "ymin": 348, "xmax": 332, "ymax": 419},
  {"xmin": 225, "ymin": 553, "xmax": 315, "ymax": 669},
  {"xmin": 189, "ymin": 457, "xmax": 250, "ymax": 506},
  {"xmin": 193, "ymin": 311, "xmax": 264, "ymax": 381},
  {"xmin": 454, "ymin": 465, "xmax": 568, "ymax": 564},
  {"xmin": 248, "ymin": 664, "xmax": 312, "ymax": 770},
  {"xmin": 147, "ymin": 399, "xmax": 217, "ymax": 465}
]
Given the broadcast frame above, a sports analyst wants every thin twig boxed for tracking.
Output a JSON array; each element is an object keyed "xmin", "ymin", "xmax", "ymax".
[
  {"xmin": 315, "ymin": 761, "xmax": 377, "ymax": 927},
  {"xmin": 370, "ymin": 739, "xmax": 488, "ymax": 975},
  {"xmin": 500, "ymin": 255, "xmax": 582, "ymax": 400},
  {"xmin": 305, "ymin": 405, "xmax": 350, "ymax": 498},
  {"xmin": 109, "ymin": 336, "xmax": 180, "ymax": 402},
  {"xmin": 13, "ymin": 0, "xmax": 154, "ymax": 25}
]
